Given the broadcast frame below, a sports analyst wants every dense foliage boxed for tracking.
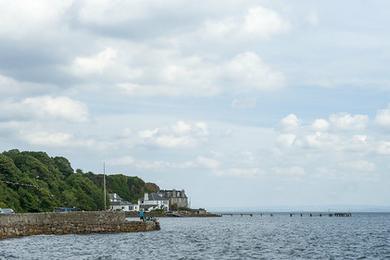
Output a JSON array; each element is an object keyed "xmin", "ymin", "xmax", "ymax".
[{"xmin": 0, "ymin": 150, "xmax": 158, "ymax": 212}]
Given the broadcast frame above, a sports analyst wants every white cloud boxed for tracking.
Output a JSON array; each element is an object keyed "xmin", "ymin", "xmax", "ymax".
[
  {"xmin": 201, "ymin": 5, "xmax": 290, "ymax": 40},
  {"xmin": 376, "ymin": 141, "xmax": 390, "ymax": 155},
  {"xmin": 305, "ymin": 132, "xmax": 339, "ymax": 149},
  {"xmin": 280, "ymin": 114, "xmax": 299, "ymax": 130},
  {"xmin": 71, "ymin": 47, "xmax": 117, "ymax": 75},
  {"xmin": 243, "ymin": 6, "xmax": 290, "ymax": 38},
  {"xmin": 352, "ymin": 135, "xmax": 368, "ymax": 144},
  {"xmin": 77, "ymin": 0, "xmax": 151, "ymax": 26},
  {"xmin": 339, "ymin": 160, "xmax": 376, "ymax": 172},
  {"xmin": 277, "ymin": 134, "xmax": 296, "ymax": 147},
  {"xmin": 138, "ymin": 121, "xmax": 208, "ymax": 148},
  {"xmin": 107, "ymin": 156, "xmax": 197, "ymax": 170},
  {"xmin": 224, "ymin": 52, "xmax": 285, "ymax": 91},
  {"xmin": 375, "ymin": 105, "xmax": 390, "ymax": 128},
  {"xmin": 329, "ymin": 113, "xmax": 368, "ymax": 130},
  {"xmin": 71, "ymin": 45, "xmax": 285, "ymax": 97},
  {"xmin": 19, "ymin": 130, "xmax": 96, "ymax": 148},
  {"xmin": 21, "ymin": 131, "xmax": 72, "ymax": 147},
  {"xmin": 196, "ymin": 156, "xmax": 220, "ymax": 169},
  {"xmin": 0, "ymin": 96, "xmax": 89, "ymax": 122},
  {"xmin": 0, "ymin": 74, "xmax": 53, "ymax": 96},
  {"xmin": 172, "ymin": 121, "xmax": 194, "ymax": 135},
  {"xmin": 0, "ymin": 0, "xmax": 73, "ymax": 38},
  {"xmin": 107, "ymin": 155, "xmax": 221, "ymax": 171},
  {"xmin": 312, "ymin": 118, "xmax": 329, "ymax": 131}
]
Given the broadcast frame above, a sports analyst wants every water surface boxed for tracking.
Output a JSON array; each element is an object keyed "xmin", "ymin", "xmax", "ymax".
[{"xmin": 1, "ymin": 213, "xmax": 389, "ymax": 259}]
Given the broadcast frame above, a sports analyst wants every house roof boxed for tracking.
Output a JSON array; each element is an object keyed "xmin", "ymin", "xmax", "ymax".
[
  {"xmin": 148, "ymin": 192, "xmax": 169, "ymax": 201},
  {"xmin": 158, "ymin": 190, "xmax": 188, "ymax": 198},
  {"xmin": 140, "ymin": 204, "xmax": 158, "ymax": 210},
  {"xmin": 111, "ymin": 201, "xmax": 137, "ymax": 206}
]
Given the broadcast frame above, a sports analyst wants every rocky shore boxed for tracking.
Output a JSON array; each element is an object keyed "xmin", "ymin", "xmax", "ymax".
[{"xmin": 0, "ymin": 211, "xmax": 160, "ymax": 240}]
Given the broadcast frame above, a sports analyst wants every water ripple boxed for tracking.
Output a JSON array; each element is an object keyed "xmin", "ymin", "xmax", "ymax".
[{"xmin": 0, "ymin": 213, "xmax": 390, "ymax": 259}]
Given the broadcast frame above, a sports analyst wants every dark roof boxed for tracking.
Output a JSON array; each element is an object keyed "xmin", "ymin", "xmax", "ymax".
[
  {"xmin": 140, "ymin": 204, "xmax": 158, "ymax": 210},
  {"xmin": 148, "ymin": 193, "xmax": 167, "ymax": 201},
  {"xmin": 158, "ymin": 190, "xmax": 188, "ymax": 198}
]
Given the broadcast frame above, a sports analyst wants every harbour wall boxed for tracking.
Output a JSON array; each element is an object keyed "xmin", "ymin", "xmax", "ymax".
[{"xmin": 0, "ymin": 211, "xmax": 159, "ymax": 240}]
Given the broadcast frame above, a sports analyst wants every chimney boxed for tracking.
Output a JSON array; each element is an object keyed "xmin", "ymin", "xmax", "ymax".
[{"xmin": 144, "ymin": 193, "xmax": 149, "ymax": 201}]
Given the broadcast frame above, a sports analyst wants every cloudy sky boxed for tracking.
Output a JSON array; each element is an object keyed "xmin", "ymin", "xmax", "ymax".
[{"xmin": 1, "ymin": 0, "xmax": 390, "ymax": 210}]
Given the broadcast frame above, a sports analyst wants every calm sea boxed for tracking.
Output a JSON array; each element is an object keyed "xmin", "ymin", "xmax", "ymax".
[{"xmin": 1, "ymin": 213, "xmax": 389, "ymax": 259}]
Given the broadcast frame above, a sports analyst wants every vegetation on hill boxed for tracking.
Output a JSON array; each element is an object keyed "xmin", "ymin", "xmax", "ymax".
[{"xmin": 0, "ymin": 149, "xmax": 158, "ymax": 212}]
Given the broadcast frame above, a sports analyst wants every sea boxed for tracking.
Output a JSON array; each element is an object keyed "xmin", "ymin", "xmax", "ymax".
[{"xmin": 0, "ymin": 213, "xmax": 389, "ymax": 259}]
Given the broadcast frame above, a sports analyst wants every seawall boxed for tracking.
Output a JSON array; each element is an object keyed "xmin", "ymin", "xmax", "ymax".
[{"xmin": 0, "ymin": 211, "xmax": 160, "ymax": 240}]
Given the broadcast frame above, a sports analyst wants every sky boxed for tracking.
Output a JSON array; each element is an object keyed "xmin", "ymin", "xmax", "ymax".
[{"xmin": 1, "ymin": 0, "xmax": 390, "ymax": 211}]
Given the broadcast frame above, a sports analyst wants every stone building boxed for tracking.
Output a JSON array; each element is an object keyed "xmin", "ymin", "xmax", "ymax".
[{"xmin": 157, "ymin": 189, "xmax": 189, "ymax": 209}]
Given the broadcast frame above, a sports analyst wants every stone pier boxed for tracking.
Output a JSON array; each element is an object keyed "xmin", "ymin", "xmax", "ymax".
[{"xmin": 0, "ymin": 211, "xmax": 160, "ymax": 240}]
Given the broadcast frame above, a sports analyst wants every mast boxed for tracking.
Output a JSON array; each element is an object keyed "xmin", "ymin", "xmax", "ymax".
[{"xmin": 103, "ymin": 162, "xmax": 107, "ymax": 211}]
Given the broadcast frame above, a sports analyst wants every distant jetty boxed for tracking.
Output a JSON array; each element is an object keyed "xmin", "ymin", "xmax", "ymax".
[
  {"xmin": 220, "ymin": 212, "xmax": 352, "ymax": 217},
  {"xmin": 126, "ymin": 209, "xmax": 221, "ymax": 218},
  {"xmin": 0, "ymin": 211, "xmax": 160, "ymax": 240}
]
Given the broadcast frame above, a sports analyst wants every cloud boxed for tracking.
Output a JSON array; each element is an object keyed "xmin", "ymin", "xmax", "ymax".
[
  {"xmin": 276, "ymin": 134, "xmax": 297, "ymax": 147},
  {"xmin": 0, "ymin": 96, "xmax": 89, "ymax": 122},
  {"xmin": 107, "ymin": 155, "xmax": 220, "ymax": 171},
  {"xmin": 201, "ymin": 5, "xmax": 290, "ymax": 40},
  {"xmin": 107, "ymin": 156, "xmax": 196, "ymax": 170},
  {"xmin": 275, "ymin": 113, "xmax": 373, "ymax": 152},
  {"xmin": 19, "ymin": 130, "xmax": 96, "ymax": 148},
  {"xmin": 196, "ymin": 156, "xmax": 220, "ymax": 169},
  {"xmin": 329, "ymin": 113, "xmax": 368, "ymax": 130},
  {"xmin": 280, "ymin": 114, "xmax": 299, "ymax": 131},
  {"xmin": 138, "ymin": 121, "xmax": 208, "ymax": 148},
  {"xmin": 223, "ymin": 52, "xmax": 285, "ymax": 91},
  {"xmin": 339, "ymin": 160, "xmax": 376, "ymax": 172},
  {"xmin": 376, "ymin": 141, "xmax": 390, "ymax": 155},
  {"xmin": 0, "ymin": 0, "xmax": 73, "ymax": 39},
  {"xmin": 312, "ymin": 118, "xmax": 329, "ymax": 132},
  {"xmin": 0, "ymin": 74, "xmax": 54, "ymax": 96},
  {"xmin": 69, "ymin": 45, "xmax": 285, "ymax": 97},
  {"xmin": 71, "ymin": 47, "xmax": 117, "ymax": 75},
  {"xmin": 375, "ymin": 105, "xmax": 390, "ymax": 128}
]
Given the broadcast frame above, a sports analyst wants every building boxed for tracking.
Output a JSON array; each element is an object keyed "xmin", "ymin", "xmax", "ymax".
[
  {"xmin": 157, "ymin": 189, "xmax": 189, "ymax": 209},
  {"xmin": 109, "ymin": 193, "xmax": 139, "ymax": 212},
  {"xmin": 138, "ymin": 193, "xmax": 169, "ymax": 212}
]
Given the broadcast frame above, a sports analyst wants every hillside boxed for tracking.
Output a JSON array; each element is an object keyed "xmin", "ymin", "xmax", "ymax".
[{"xmin": 0, "ymin": 149, "xmax": 158, "ymax": 213}]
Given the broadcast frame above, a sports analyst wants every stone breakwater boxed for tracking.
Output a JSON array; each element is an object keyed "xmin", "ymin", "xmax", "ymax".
[{"xmin": 0, "ymin": 211, "xmax": 160, "ymax": 240}]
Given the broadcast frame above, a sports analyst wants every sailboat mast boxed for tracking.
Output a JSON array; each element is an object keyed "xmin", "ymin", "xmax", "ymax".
[{"xmin": 103, "ymin": 162, "xmax": 107, "ymax": 210}]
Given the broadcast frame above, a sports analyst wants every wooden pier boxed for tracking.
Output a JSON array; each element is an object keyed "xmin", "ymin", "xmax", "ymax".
[{"xmin": 220, "ymin": 212, "xmax": 352, "ymax": 217}]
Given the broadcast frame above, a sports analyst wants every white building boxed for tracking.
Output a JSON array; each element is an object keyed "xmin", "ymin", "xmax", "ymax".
[
  {"xmin": 109, "ymin": 193, "xmax": 139, "ymax": 212},
  {"xmin": 138, "ymin": 193, "xmax": 169, "ymax": 212}
]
